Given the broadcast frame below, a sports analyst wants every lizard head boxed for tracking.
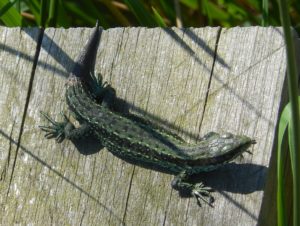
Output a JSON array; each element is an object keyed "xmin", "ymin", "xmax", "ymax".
[
  {"xmin": 195, "ymin": 132, "xmax": 255, "ymax": 165},
  {"xmin": 182, "ymin": 132, "xmax": 255, "ymax": 168}
]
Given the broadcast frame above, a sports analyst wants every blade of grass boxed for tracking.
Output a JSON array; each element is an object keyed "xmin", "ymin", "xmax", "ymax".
[
  {"xmin": 262, "ymin": 0, "xmax": 269, "ymax": 26},
  {"xmin": 180, "ymin": 0, "xmax": 197, "ymax": 10},
  {"xmin": 40, "ymin": 0, "xmax": 48, "ymax": 27},
  {"xmin": 24, "ymin": 0, "xmax": 41, "ymax": 26},
  {"xmin": 52, "ymin": 2, "xmax": 70, "ymax": 28},
  {"xmin": 100, "ymin": 0, "xmax": 130, "ymax": 26},
  {"xmin": 0, "ymin": 0, "xmax": 17, "ymax": 16},
  {"xmin": 199, "ymin": 0, "xmax": 229, "ymax": 25},
  {"xmin": 277, "ymin": 101, "xmax": 292, "ymax": 226},
  {"xmin": 48, "ymin": 0, "xmax": 58, "ymax": 27},
  {"xmin": 152, "ymin": 6, "xmax": 166, "ymax": 27},
  {"xmin": 124, "ymin": 0, "xmax": 156, "ymax": 27},
  {"xmin": 159, "ymin": 0, "xmax": 175, "ymax": 22},
  {"xmin": 174, "ymin": 0, "xmax": 182, "ymax": 28},
  {"xmin": 201, "ymin": 0, "xmax": 212, "ymax": 25},
  {"xmin": 71, "ymin": 0, "xmax": 109, "ymax": 27},
  {"xmin": 277, "ymin": 0, "xmax": 300, "ymax": 225},
  {"xmin": 62, "ymin": 1, "xmax": 109, "ymax": 28},
  {"xmin": 0, "ymin": 0, "xmax": 21, "ymax": 26},
  {"xmin": 15, "ymin": 0, "xmax": 20, "ymax": 12}
]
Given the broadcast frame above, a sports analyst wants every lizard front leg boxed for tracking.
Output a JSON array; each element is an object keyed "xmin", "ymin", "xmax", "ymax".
[
  {"xmin": 39, "ymin": 111, "xmax": 92, "ymax": 143},
  {"xmin": 171, "ymin": 170, "xmax": 214, "ymax": 206},
  {"xmin": 88, "ymin": 72, "xmax": 116, "ymax": 109}
]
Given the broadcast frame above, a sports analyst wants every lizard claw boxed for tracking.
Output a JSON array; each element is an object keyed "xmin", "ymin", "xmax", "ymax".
[
  {"xmin": 192, "ymin": 183, "xmax": 214, "ymax": 207},
  {"xmin": 39, "ymin": 111, "xmax": 70, "ymax": 143},
  {"xmin": 89, "ymin": 71, "xmax": 110, "ymax": 98}
]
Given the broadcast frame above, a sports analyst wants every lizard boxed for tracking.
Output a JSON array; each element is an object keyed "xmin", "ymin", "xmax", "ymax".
[{"xmin": 39, "ymin": 21, "xmax": 255, "ymax": 206}]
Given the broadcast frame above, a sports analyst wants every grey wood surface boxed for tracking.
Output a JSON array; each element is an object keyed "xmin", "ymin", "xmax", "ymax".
[{"xmin": 0, "ymin": 26, "xmax": 295, "ymax": 225}]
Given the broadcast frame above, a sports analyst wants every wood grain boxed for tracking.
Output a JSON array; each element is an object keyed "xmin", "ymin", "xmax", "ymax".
[{"xmin": 0, "ymin": 26, "xmax": 296, "ymax": 226}]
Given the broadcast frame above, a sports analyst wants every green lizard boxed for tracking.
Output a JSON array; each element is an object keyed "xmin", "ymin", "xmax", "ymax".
[{"xmin": 40, "ymin": 22, "xmax": 255, "ymax": 206}]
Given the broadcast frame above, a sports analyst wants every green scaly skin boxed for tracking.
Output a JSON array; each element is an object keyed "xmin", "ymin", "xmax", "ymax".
[{"xmin": 39, "ymin": 22, "xmax": 255, "ymax": 206}]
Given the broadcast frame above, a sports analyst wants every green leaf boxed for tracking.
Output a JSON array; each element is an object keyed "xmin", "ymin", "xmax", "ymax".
[
  {"xmin": 124, "ymin": 0, "xmax": 156, "ymax": 27},
  {"xmin": 24, "ymin": 0, "xmax": 41, "ymax": 26},
  {"xmin": 63, "ymin": 1, "xmax": 109, "ymax": 28},
  {"xmin": 180, "ymin": 0, "xmax": 198, "ymax": 10},
  {"xmin": 227, "ymin": 3, "xmax": 247, "ymax": 21},
  {"xmin": 48, "ymin": 0, "xmax": 59, "ymax": 27},
  {"xmin": 40, "ymin": 0, "xmax": 48, "ymax": 27},
  {"xmin": 0, "ymin": 0, "xmax": 22, "ymax": 26},
  {"xmin": 245, "ymin": 0, "xmax": 260, "ymax": 10},
  {"xmin": 278, "ymin": 0, "xmax": 300, "ymax": 225},
  {"xmin": 262, "ymin": 0, "xmax": 269, "ymax": 26},
  {"xmin": 159, "ymin": 0, "xmax": 175, "ymax": 22},
  {"xmin": 152, "ymin": 6, "xmax": 166, "ymax": 27},
  {"xmin": 206, "ymin": 1, "xmax": 229, "ymax": 21},
  {"xmin": 277, "ymin": 96, "xmax": 300, "ymax": 226},
  {"xmin": 277, "ymin": 102, "xmax": 291, "ymax": 226}
]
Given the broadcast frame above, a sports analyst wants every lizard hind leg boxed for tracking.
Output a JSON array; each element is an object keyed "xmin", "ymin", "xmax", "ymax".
[
  {"xmin": 171, "ymin": 170, "xmax": 214, "ymax": 207},
  {"xmin": 39, "ymin": 111, "xmax": 92, "ymax": 143}
]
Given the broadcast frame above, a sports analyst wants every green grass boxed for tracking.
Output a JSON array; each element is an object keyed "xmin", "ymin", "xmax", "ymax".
[
  {"xmin": 277, "ymin": 0, "xmax": 300, "ymax": 225},
  {"xmin": 0, "ymin": 0, "xmax": 298, "ymax": 32}
]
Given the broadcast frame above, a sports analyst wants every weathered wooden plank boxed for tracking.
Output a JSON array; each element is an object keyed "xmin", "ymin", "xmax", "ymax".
[
  {"xmin": 188, "ymin": 27, "xmax": 287, "ymax": 226},
  {"xmin": 0, "ymin": 26, "xmax": 41, "ymax": 222},
  {"xmin": 0, "ymin": 26, "xmax": 293, "ymax": 225},
  {"xmin": 110, "ymin": 27, "xmax": 220, "ymax": 226}
]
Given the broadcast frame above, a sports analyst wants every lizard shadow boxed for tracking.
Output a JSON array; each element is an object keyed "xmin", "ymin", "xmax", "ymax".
[
  {"xmin": 180, "ymin": 162, "xmax": 267, "ymax": 197},
  {"xmin": 71, "ymin": 136, "xmax": 104, "ymax": 155}
]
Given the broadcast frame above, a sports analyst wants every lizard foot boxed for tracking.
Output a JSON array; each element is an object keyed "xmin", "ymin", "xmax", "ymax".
[
  {"xmin": 89, "ymin": 72, "xmax": 113, "ymax": 98},
  {"xmin": 171, "ymin": 171, "xmax": 214, "ymax": 207},
  {"xmin": 192, "ymin": 183, "xmax": 214, "ymax": 207},
  {"xmin": 39, "ymin": 111, "xmax": 72, "ymax": 143}
]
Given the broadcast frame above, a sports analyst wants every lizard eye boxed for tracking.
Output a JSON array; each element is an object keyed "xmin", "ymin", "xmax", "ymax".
[
  {"xmin": 222, "ymin": 144, "xmax": 232, "ymax": 152},
  {"xmin": 220, "ymin": 132, "xmax": 233, "ymax": 139}
]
